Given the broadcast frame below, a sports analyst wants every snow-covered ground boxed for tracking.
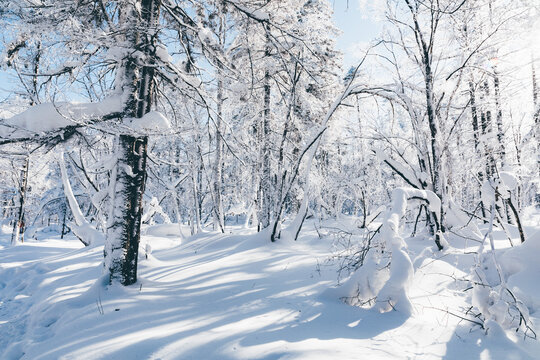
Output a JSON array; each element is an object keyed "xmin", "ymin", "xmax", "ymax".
[{"xmin": 1, "ymin": 218, "xmax": 539, "ymax": 359}]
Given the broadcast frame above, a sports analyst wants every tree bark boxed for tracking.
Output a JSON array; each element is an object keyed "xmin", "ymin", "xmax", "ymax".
[
  {"xmin": 404, "ymin": 0, "xmax": 445, "ymax": 249},
  {"xmin": 532, "ymin": 61, "xmax": 540, "ymax": 208},
  {"xmin": 105, "ymin": 0, "xmax": 159, "ymax": 285},
  {"xmin": 213, "ymin": 9, "xmax": 226, "ymax": 233},
  {"xmin": 259, "ymin": 17, "xmax": 273, "ymax": 232},
  {"xmin": 61, "ymin": 204, "xmax": 67, "ymax": 239},
  {"xmin": 469, "ymin": 79, "xmax": 487, "ymax": 220},
  {"xmin": 11, "ymin": 157, "xmax": 29, "ymax": 245},
  {"xmin": 493, "ymin": 68, "xmax": 505, "ymax": 166},
  {"xmin": 106, "ymin": 135, "xmax": 148, "ymax": 286},
  {"xmin": 506, "ymin": 197, "xmax": 525, "ymax": 244}
]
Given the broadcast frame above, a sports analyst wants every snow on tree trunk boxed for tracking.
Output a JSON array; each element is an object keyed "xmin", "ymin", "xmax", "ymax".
[
  {"xmin": 213, "ymin": 67, "xmax": 225, "ymax": 233},
  {"xmin": 212, "ymin": 7, "xmax": 226, "ymax": 234},
  {"xmin": 103, "ymin": 0, "xmax": 160, "ymax": 285},
  {"xmin": 59, "ymin": 153, "xmax": 104, "ymax": 246},
  {"xmin": 259, "ymin": 15, "xmax": 273, "ymax": 232},
  {"xmin": 532, "ymin": 62, "xmax": 540, "ymax": 208},
  {"xmin": 105, "ymin": 135, "xmax": 148, "ymax": 286},
  {"xmin": 11, "ymin": 157, "xmax": 29, "ymax": 245}
]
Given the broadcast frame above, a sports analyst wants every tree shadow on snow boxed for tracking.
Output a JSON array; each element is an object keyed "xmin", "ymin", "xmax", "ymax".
[
  {"xmin": 443, "ymin": 324, "xmax": 533, "ymax": 360},
  {"xmin": 239, "ymin": 298, "xmax": 409, "ymax": 349}
]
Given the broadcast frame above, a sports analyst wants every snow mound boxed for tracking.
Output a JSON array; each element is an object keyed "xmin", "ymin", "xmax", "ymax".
[{"xmin": 500, "ymin": 230, "xmax": 540, "ymax": 313}]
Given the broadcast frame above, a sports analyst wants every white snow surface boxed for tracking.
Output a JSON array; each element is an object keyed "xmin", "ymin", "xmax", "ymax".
[{"xmin": 0, "ymin": 219, "xmax": 539, "ymax": 360}]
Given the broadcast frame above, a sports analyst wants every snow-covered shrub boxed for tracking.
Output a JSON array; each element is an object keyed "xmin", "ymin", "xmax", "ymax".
[
  {"xmin": 469, "ymin": 178, "xmax": 536, "ymax": 339},
  {"xmin": 337, "ymin": 187, "xmax": 442, "ymax": 316}
]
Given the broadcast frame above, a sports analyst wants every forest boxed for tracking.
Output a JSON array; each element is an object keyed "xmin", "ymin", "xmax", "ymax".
[{"xmin": 0, "ymin": 0, "xmax": 539, "ymax": 359}]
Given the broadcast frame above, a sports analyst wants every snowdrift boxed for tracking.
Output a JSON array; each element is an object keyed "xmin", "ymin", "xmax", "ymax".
[{"xmin": 1, "ymin": 220, "xmax": 539, "ymax": 359}]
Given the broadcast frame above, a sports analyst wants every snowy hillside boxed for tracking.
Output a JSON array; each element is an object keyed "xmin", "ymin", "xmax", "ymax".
[{"xmin": 1, "ymin": 218, "xmax": 539, "ymax": 360}]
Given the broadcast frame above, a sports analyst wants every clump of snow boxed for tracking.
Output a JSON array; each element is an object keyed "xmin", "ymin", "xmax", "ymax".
[
  {"xmin": 374, "ymin": 188, "xmax": 415, "ymax": 316},
  {"xmin": 499, "ymin": 171, "xmax": 518, "ymax": 191},
  {"xmin": 0, "ymin": 96, "xmax": 124, "ymax": 139},
  {"xmin": 498, "ymin": 171, "xmax": 519, "ymax": 199},
  {"xmin": 126, "ymin": 111, "xmax": 171, "ymax": 133},
  {"xmin": 481, "ymin": 172, "xmax": 519, "ymax": 204},
  {"xmin": 338, "ymin": 248, "xmax": 389, "ymax": 308},
  {"xmin": 481, "ymin": 180, "xmax": 497, "ymax": 206},
  {"xmin": 155, "ymin": 44, "xmax": 172, "ymax": 63},
  {"xmin": 145, "ymin": 243, "xmax": 152, "ymax": 258},
  {"xmin": 142, "ymin": 197, "xmax": 171, "ymax": 225}
]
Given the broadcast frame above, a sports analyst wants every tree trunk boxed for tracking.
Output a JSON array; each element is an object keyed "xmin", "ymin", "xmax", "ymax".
[
  {"xmin": 481, "ymin": 81, "xmax": 496, "ymax": 179},
  {"xmin": 532, "ymin": 61, "xmax": 540, "ymax": 208},
  {"xmin": 506, "ymin": 197, "xmax": 526, "ymax": 244},
  {"xmin": 105, "ymin": 135, "xmax": 148, "ymax": 286},
  {"xmin": 493, "ymin": 68, "xmax": 505, "ymax": 167},
  {"xmin": 493, "ymin": 67, "xmax": 513, "ymax": 222},
  {"xmin": 191, "ymin": 160, "xmax": 202, "ymax": 234},
  {"xmin": 212, "ymin": 7, "xmax": 227, "ymax": 233},
  {"xmin": 61, "ymin": 204, "xmax": 67, "ymax": 239},
  {"xmin": 469, "ymin": 80, "xmax": 480, "ymax": 152},
  {"xmin": 104, "ymin": 0, "xmax": 159, "ymax": 285},
  {"xmin": 405, "ymin": 0, "xmax": 445, "ymax": 249},
  {"xmin": 259, "ymin": 11, "xmax": 272, "ymax": 233},
  {"xmin": 11, "ymin": 157, "xmax": 29, "ymax": 245},
  {"xmin": 213, "ymin": 87, "xmax": 225, "ymax": 232},
  {"xmin": 469, "ymin": 79, "xmax": 487, "ymax": 220}
]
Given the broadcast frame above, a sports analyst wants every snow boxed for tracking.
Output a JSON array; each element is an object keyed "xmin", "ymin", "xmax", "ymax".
[
  {"xmin": 233, "ymin": 3, "xmax": 270, "ymax": 21},
  {"xmin": 375, "ymin": 188, "xmax": 415, "ymax": 316},
  {"xmin": 500, "ymin": 230, "xmax": 540, "ymax": 313},
  {"xmin": 1, "ymin": 217, "xmax": 539, "ymax": 359},
  {"xmin": 155, "ymin": 44, "xmax": 172, "ymax": 64},
  {"xmin": 482, "ymin": 180, "xmax": 497, "ymax": 206},
  {"xmin": 336, "ymin": 188, "xmax": 445, "ymax": 317},
  {"xmin": 126, "ymin": 111, "xmax": 171, "ymax": 134},
  {"xmin": 59, "ymin": 153, "xmax": 104, "ymax": 246},
  {"xmin": 500, "ymin": 171, "xmax": 518, "ymax": 191},
  {"xmin": 0, "ymin": 96, "xmax": 124, "ymax": 139}
]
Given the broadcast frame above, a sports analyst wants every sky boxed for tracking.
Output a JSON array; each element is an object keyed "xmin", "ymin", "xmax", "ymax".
[{"xmin": 331, "ymin": 0, "xmax": 383, "ymax": 69}]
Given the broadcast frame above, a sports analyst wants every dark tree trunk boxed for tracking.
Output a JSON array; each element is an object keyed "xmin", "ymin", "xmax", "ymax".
[
  {"xmin": 106, "ymin": 135, "xmax": 148, "ymax": 285},
  {"xmin": 61, "ymin": 204, "xmax": 67, "ymax": 239},
  {"xmin": 260, "ymin": 17, "xmax": 272, "ymax": 233},
  {"xmin": 469, "ymin": 80, "xmax": 487, "ymax": 220},
  {"xmin": 105, "ymin": 0, "xmax": 159, "ymax": 285},
  {"xmin": 532, "ymin": 62, "xmax": 540, "ymax": 208},
  {"xmin": 506, "ymin": 197, "xmax": 526, "ymax": 244},
  {"xmin": 493, "ymin": 68, "xmax": 513, "ymax": 223},
  {"xmin": 493, "ymin": 69, "xmax": 505, "ymax": 166},
  {"xmin": 469, "ymin": 81, "xmax": 480, "ymax": 151},
  {"xmin": 11, "ymin": 157, "xmax": 29, "ymax": 244},
  {"xmin": 481, "ymin": 81, "xmax": 496, "ymax": 179}
]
